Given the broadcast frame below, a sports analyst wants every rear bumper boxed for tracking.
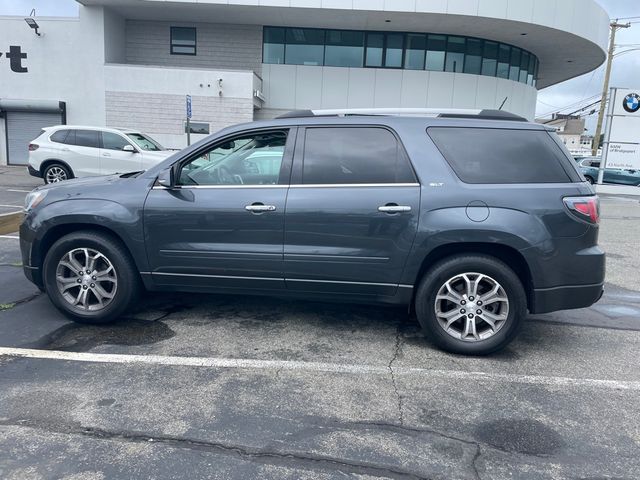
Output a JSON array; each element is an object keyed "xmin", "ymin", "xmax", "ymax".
[
  {"xmin": 530, "ymin": 283, "xmax": 604, "ymax": 314},
  {"xmin": 27, "ymin": 165, "xmax": 41, "ymax": 178}
]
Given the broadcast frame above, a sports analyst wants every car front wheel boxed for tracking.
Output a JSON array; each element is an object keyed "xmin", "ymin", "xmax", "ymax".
[
  {"xmin": 415, "ymin": 255, "xmax": 526, "ymax": 355},
  {"xmin": 43, "ymin": 231, "xmax": 140, "ymax": 324}
]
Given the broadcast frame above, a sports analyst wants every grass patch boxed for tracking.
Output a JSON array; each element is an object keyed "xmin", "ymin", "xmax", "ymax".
[{"xmin": 0, "ymin": 303, "xmax": 15, "ymax": 311}]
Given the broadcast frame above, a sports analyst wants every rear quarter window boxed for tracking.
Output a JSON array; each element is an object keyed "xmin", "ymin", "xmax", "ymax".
[
  {"xmin": 50, "ymin": 130, "xmax": 70, "ymax": 144},
  {"xmin": 427, "ymin": 127, "xmax": 581, "ymax": 184}
]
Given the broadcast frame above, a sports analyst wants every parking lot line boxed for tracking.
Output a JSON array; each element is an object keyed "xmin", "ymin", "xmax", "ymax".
[
  {"xmin": 7, "ymin": 189, "xmax": 32, "ymax": 193},
  {"xmin": 0, "ymin": 235, "xmax": 19, "ymax": 239},
  {"xmin": 1, "ymin": 347, "xmax": 639, "ymax": 391}
]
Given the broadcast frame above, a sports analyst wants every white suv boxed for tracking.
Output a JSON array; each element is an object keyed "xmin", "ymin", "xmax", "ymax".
[{"xmin": 27, "ymin": 126, "xmax": 175, "ymax": 184}]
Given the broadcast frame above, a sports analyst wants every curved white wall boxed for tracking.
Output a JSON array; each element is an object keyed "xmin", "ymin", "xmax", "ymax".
[{"xmin": 262, "ymin": 64, "xmax": 537, "ymax": 119}]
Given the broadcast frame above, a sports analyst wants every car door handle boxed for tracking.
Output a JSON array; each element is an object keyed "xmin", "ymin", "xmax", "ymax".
[
  {"xmin": 245, "ymin": 203, "xmax": 277, "ymax": 213},
  {"xmin": 102, "ymin": 152, "xmax": 111, "ymax": 157},
  {"xmin": 378, "ymin": 205, "xmax": 412, "ymax": 213}
]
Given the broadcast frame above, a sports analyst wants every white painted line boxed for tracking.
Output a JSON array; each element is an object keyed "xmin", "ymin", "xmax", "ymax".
[
  {"xmin": 1, "ymin": 347, "xmax": 639, "ymax": 391},
  {"xmin": 0, "ymin": 205, "xmax": 22, "ymax": 208},
  {"xmin": 0, "ymin": 235, "xmax": 18, "ymax": 239},
  {"xmin": 7, "ymin": 189, "xmax": 31, "ymax": 193}
]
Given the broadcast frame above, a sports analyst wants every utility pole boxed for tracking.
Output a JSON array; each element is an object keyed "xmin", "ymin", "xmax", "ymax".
[{"xmin": 592, "ymin": 20, "xmax": 631, "ymax": 156}]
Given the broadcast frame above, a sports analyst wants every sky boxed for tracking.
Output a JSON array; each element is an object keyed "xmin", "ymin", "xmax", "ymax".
[{"xmin": 1, "ymin": 0, "xmax": 638, "ymax": 133}]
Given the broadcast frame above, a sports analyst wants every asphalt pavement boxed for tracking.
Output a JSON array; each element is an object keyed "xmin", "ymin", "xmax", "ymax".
[{"xmin": 0, "ymin": 166, "xmax": 639, "ymax": 479}]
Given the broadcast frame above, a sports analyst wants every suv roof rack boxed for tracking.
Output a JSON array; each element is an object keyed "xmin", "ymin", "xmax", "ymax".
[{"xmin": 276, "ymin": 108, "xmax": 527, "ymax": 122}]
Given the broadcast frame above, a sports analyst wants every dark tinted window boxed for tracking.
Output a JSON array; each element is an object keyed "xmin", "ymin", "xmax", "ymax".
[
  {"xmin": 285, "ymin": 28, "xmax": 324, "ymax": 66},
  {"xmin": 325, "ymin": 30, "xmax": 364, "ymax": 67},
  {"xmin": 365, "ymin": 33, "xmax": 384, "ymax": 67},
  {"xmin": 171, "ymin": 27, "xmax": 196, "ymax": 55},
  {"xmin": 50, "ymin": 130, "xmax": 70, "ymax": 144},
  {"xmin": 74, "ymin": 130, "xmax": 100, "ymax": 149},
  {"xmin": 428, "ymin": 127, "xmax": 580, "ymax": 184},
  {"xmin": 102, "ymin": 132, "xmax": 131, "ymax": 151},
  {"xmin": 303, "ymin": 127, "xmax": 416, "ymax": 185}
]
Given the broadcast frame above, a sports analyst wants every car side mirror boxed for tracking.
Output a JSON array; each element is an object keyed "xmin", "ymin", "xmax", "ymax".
[
  {"xmin": 123, "ymin": 145, "xmax": 136, "ymax": 153},
  {"xmin": 157, "ymin": 167, "xmax": 174, "ymax": 188}
]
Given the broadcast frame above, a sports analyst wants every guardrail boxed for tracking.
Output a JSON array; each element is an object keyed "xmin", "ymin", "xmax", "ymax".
[{"xmin": 0, "ymin": 211, "xmax": 23, "ymax": 235}]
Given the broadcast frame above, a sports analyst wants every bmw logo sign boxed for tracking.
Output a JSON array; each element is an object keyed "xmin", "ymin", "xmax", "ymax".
[{"xmin": 623, "ymin": 93, "xmax": 640, "ymax": 113}]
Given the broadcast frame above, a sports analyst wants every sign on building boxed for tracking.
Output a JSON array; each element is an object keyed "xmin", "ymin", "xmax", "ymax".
[{"xmin": 604, "ymin": 88, "xmax": 640, "ymax": 170}]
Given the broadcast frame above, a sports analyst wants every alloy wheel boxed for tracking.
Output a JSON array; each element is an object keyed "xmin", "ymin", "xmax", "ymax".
[
  {"xmin": 434, "ymin": 272, "xmax": 509, "ymax": 342},
  {"xmin": 55, "ymin": 248, "xmax": 118, "ymax": 311},
  {"xmin": 45, "ymin": 166, "xmax": 68, "ymax": 183}
]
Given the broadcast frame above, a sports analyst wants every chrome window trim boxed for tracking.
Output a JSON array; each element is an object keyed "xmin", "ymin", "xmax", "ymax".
[
  {"xmin": 290, "ymin": 183, "xmax": 420, "ymax": 188},
  {"xmin": 141, "ymin": 271, "xmax": 414, "ymax": 289},
  {"xmin": 151, "ymin": 184, "xmax": 287, "ymax": 190},
  {"xmin": 151, "ymin": 183, "xmax": 420, "ymax": 190}
]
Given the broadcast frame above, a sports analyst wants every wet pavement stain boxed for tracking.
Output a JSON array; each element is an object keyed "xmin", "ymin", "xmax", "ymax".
[
  {"xmin": 474, "ymin": 419, "xmax": 564, "ymax": 456},
  {"xmin": 25, "ymin": 319, "xmax": 175, "ymax": 352},
  {"xmin": 97, "ymin": 398, "xmax": 116, "ymax": 407}
]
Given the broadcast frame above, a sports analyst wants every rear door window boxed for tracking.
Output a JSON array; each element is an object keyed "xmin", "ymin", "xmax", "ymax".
[
  {"xmin": 302, "ymin": 127, "xmax": 416, "ymax": 184},
  {"xmin": 74, "ymin": 130, "xmax": 100, "ymax": 149},
  {"xmin": 427, "ymin": 127, "xmax": 581, "ymax": 184}
]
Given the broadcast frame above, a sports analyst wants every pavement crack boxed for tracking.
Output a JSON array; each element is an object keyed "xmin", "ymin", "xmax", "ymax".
[
  {"xmin": 388, "ymin": 324, "xmax": 405, "ymax": 426},
  {"xmin": 471, "ymin": 444, "xmax": 482, "ymax": 480},
  {"xmin": 0, "ymin": 419, "xmax": 429, "ymax": 480}
]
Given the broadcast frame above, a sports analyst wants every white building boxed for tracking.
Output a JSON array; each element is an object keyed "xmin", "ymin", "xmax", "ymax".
[{"xmin": 0, "ymin": 0, "xmax": 610, "ymax": 165}]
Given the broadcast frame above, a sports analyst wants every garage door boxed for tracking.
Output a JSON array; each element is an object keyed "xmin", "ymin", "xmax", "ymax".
[{"xmin": 6, "ymin": 111, "xmax": 62, "ymax": 165}]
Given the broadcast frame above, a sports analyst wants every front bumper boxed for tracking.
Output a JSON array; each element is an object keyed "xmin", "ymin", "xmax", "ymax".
[
  {"xmin": 19, "ymin": 220, "xmax": 44, "ymax": 289},
  {"xmin": 530, "ymin": 283, "xmax": 604, "ymax": 314}
]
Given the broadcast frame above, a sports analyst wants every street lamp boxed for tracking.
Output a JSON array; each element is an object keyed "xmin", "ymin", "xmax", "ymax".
[{"xmin": 24, "ymin": 17, "xmax": 41, "ymax": 36}]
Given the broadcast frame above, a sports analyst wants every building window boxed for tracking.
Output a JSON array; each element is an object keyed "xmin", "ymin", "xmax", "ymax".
[
  {"xmin": 262, "ymin": 26, "xmax": 539, "ymax": 85},
  {"xmin": 445, "ymin": 36, "xmax": 465, "ymax": 73},
  {"xmin": 285, "ymin": 28, "xmax": 325, "ymax": 66},
  {"xmin": 384, "ymin": 34, "xmax": 404, "ymax": 68},
  {"xmin": 325, "ymin": 30, "xmax": 364, "ymax": 67},
  {"xmin": 365, "ymin": 33, "xmax": 384, "ymax": 67},
  {"xmin": 171, "ymin": 27, "xmax": 196, "ymax": 55},
  {"xmin": 263, "ymin": 27, "xmax": 285, "ymax": 64},
  {"xmin": 426, "ymin": 34, "xmax": 446, "ymax": 71},
  {"xmin": 405, "ymin": 34, "xmax": 426, "ymax": 70}
]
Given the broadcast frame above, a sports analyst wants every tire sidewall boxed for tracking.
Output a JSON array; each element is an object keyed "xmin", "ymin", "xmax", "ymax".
[
  {"xmin": 416, "ymin": 256, "xmax": 526, "ymax": 355},
  {"xmin": 43, "ymin": 233, "xmax": 136, "ymax": 323}
]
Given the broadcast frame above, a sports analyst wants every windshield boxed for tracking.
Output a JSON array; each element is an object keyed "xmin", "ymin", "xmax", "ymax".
[{"xmin": 126, "ymin": 133, "xmax": 164, "ymax": 151}]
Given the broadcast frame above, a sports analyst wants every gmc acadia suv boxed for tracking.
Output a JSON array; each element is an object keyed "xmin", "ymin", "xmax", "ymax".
[{"xmin": 19, "ymin": 109, "xmax": 605, "ymax": 355}]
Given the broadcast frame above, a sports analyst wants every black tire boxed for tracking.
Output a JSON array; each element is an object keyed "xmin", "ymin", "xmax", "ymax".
[
  {"xmin": 42, "ymin": 231, "xmax": 140, "ymax": 324},
  {"xmin": 585, "ymin": 176, "xmax": 595, "ymax": 185},
  {"xmin": 415, "ymin": 254, "xmax": 526, "ymax": 355},
  {"xmin": 43, "ymin": 163, "xmax": 72, "ymax": 184}
]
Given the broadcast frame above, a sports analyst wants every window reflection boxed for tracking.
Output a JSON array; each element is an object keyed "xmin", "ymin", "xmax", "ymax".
[{"xmin": 263, "ymin": 26, "xmax": 539, "ymax": 85}]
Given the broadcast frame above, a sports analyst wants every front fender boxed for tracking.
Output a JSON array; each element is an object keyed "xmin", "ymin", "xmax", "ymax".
[{"xmin": 23, "ymin": 198, "xmax": 148, "ymax": 273}]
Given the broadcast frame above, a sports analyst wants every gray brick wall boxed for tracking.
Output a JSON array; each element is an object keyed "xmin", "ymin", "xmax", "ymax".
[
  {"xmin": 125, "ymin": 20, "xmax": 263, "ymax": 73},
  {"xmin": 105, "ymin": 91, "xmax": 254, "ymax": 135}
]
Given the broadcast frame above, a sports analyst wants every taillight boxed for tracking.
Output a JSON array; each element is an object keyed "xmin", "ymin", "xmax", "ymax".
[
  {"xmin": 563, "ymin": 196, "xmax": 600, "ymax": 224},
  {"xmin": 28, "ymin": 144, "xmax": 39, "ymax": 151}
]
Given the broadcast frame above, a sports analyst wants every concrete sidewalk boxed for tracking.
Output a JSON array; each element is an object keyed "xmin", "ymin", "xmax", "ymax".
[{"xmin": 596, "ymin": 184, "xmax": 640, "ymax": 197}]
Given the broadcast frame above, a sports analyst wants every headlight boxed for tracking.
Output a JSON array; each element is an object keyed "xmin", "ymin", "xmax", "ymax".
[{"xmin": 24, "ymin": 190, "xmax": 48, "ymax": 212}]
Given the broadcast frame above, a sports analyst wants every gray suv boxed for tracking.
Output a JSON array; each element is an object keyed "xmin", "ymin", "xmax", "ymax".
[{"xmin": 20, "ymin": 109, "xmax": 605, "ymax": 355}]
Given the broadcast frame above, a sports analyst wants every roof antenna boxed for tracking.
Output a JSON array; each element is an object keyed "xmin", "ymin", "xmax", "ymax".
[
  {"xmin": 498, "ymin": 97, "xmax": 508, "ymax": 110},
  {"xmin": 29, "ymin": 8, "xmax": 36, "ymax": 16}
]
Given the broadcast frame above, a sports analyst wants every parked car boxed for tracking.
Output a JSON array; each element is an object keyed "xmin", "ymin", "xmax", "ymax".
[
  {"xmin": 578, "ymin": 157, "xmax": 640, "ymax": 186},
  {"xmin": 27, "ymin": 126, "xmax": 175, "ymax": 184},
  {"xmin": 20, "ymin": 109, "xmax": 605, "ymax": 355}
]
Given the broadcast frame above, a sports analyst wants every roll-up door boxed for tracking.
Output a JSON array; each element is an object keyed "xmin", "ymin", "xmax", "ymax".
[{"xmin": 6, "ymin": 111, "xmax": 62, "ymax": 165}]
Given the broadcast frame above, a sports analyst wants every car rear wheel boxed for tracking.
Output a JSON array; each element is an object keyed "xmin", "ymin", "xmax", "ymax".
[
  {"xmin": 43, "ymin": 231, "xmax": 140, "ymax": 324},
  {"xmin": 415, "ymin": 255, "xmax": 526, "ymax": 355},
  {"xmin": 43, "ymin": 163, "xmax": 71, "ymax": 184}
]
